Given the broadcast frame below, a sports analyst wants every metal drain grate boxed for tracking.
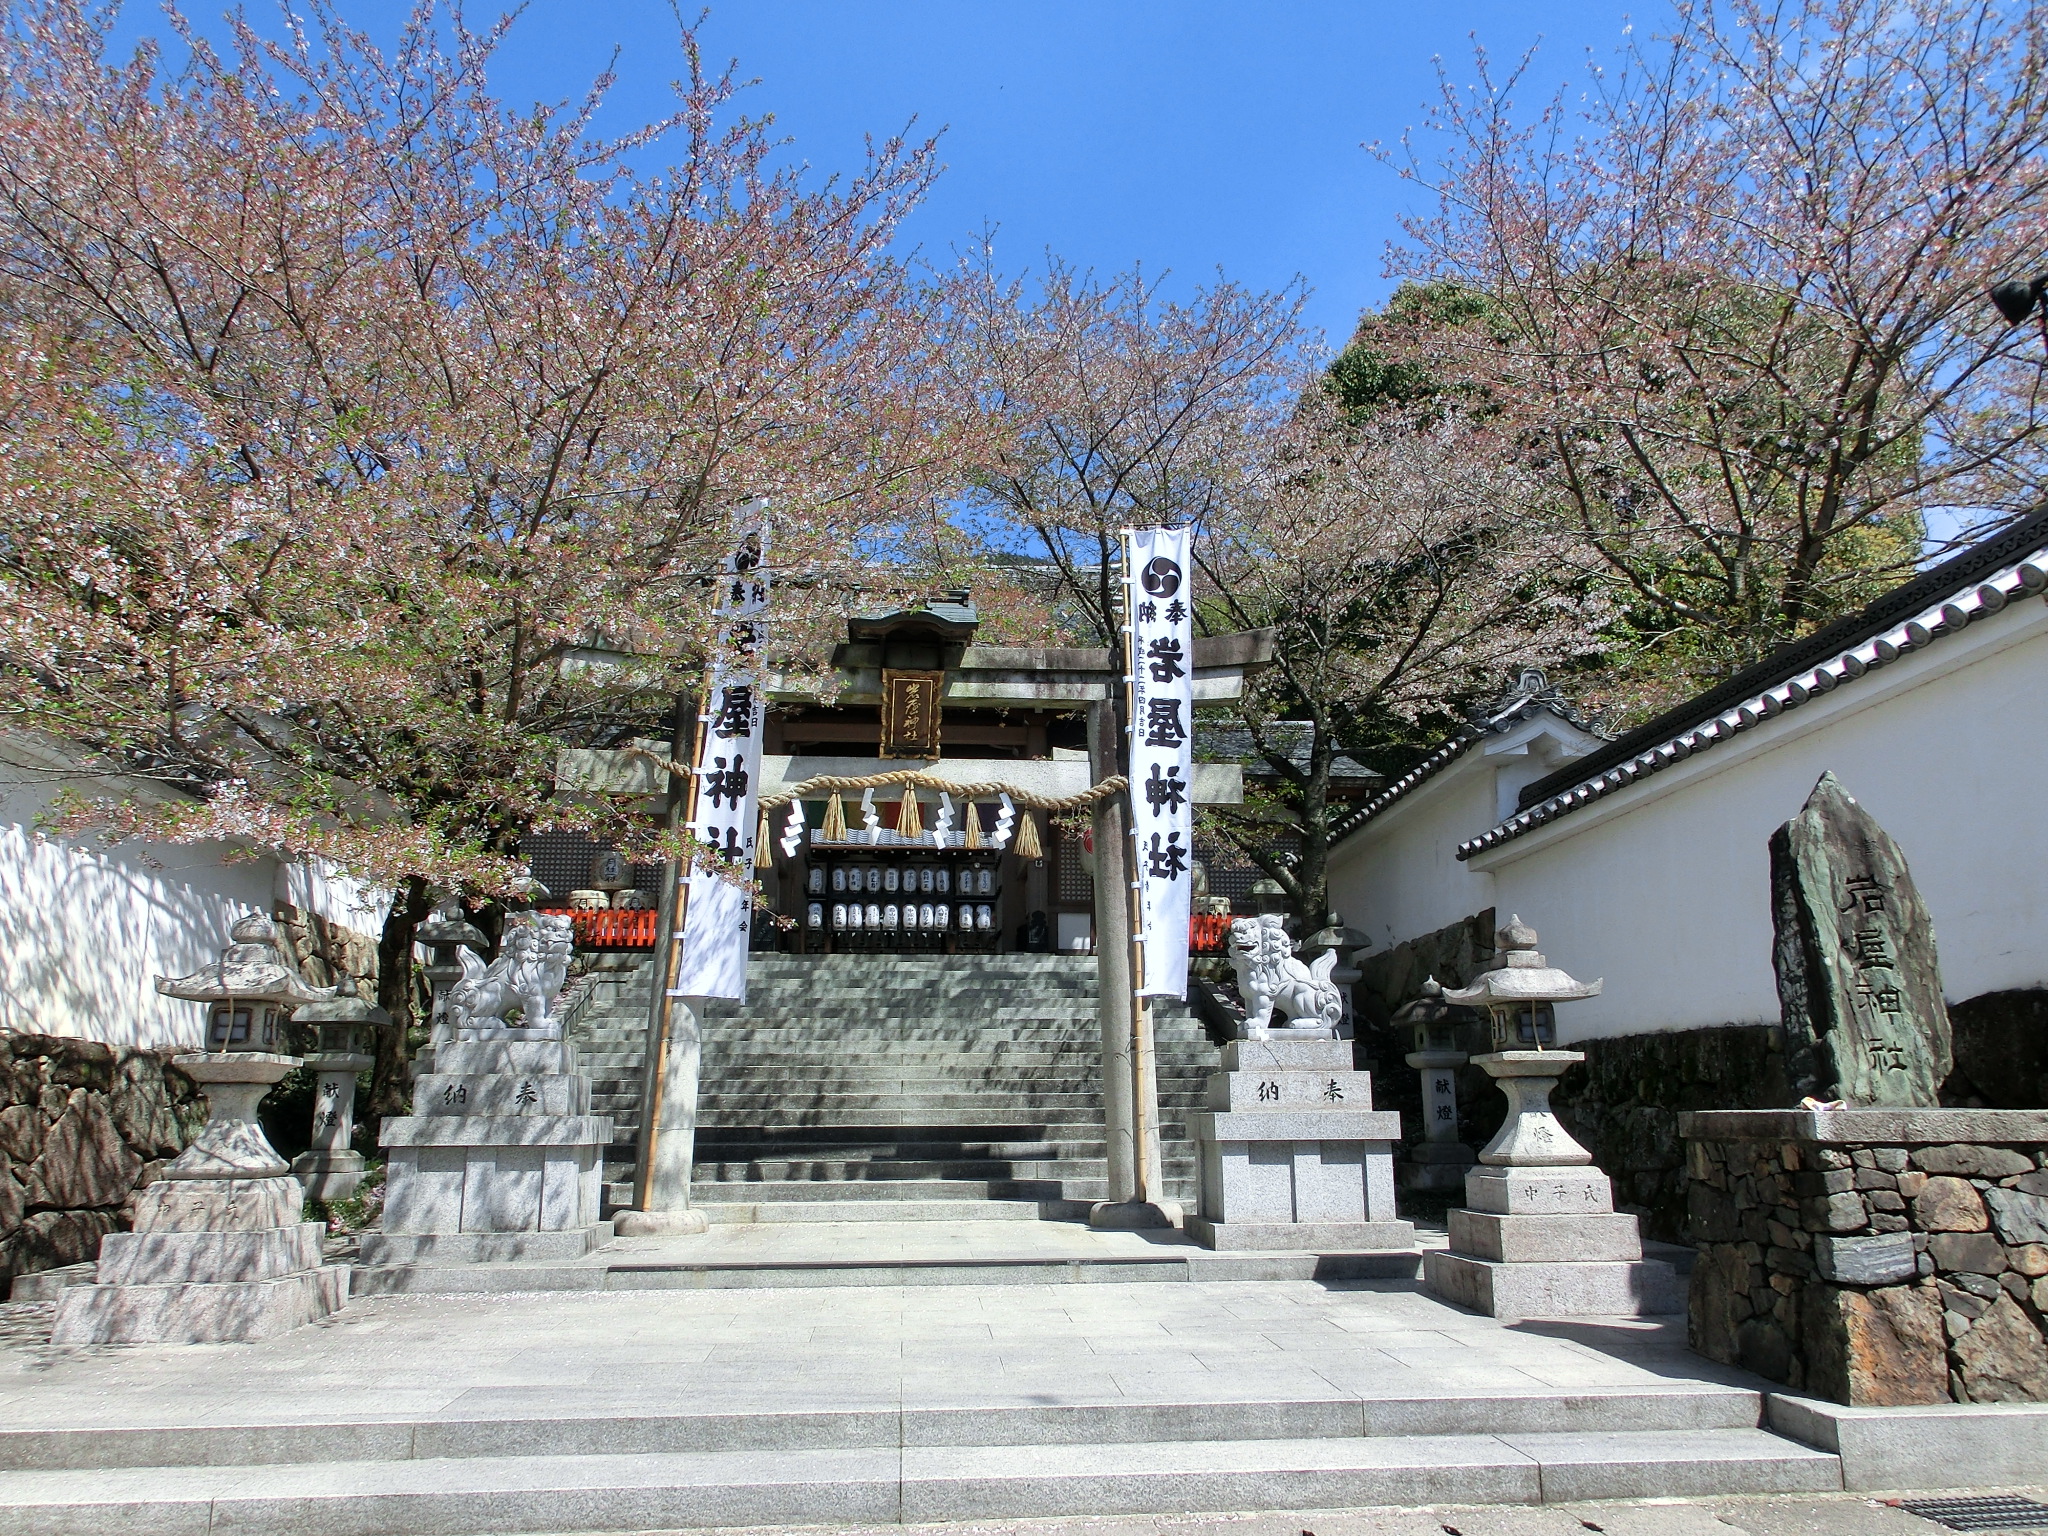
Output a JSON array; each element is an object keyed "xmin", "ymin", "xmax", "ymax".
[{"xmin": 1901, "ymin": 1496, "xmax": 2048, "ymax": 1531}]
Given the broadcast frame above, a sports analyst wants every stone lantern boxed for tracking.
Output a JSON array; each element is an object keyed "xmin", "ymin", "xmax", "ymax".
[
  {"xmin": 1394, "ymin": 977, "xmax": 1479, "ymax": 1192},
  {"xmin": 1421, "ymin": 915, "xmax": 1680, "ymax": 1318},
  {"xmin": 53, "ymin": 913, "xmax": 349, "ymax": 1343},
  {"xmin": 151, "ymin": 913, "xmax": 332, "ymax": 1160},
  {"xmin": 417, "ymin": 898, "xmax": 487, "ymax": 1057},
  {"xmin": 288, "ymin": 976, "xmax": 385, "ymax": 1203},
  {"xmin": 1444, "ymin": 916, "xmax": 1601, "ymax": 1166},
  {"xmin": 1298, "ymin": 915, "xmax": 1370, "ymax": 1034}
]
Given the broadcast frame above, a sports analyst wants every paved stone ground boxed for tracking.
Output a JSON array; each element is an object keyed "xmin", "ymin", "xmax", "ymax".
[
  {"xmin": 700, "ymin": 1501, "xmax": 2048, "ymax": 1536},
  {"xmin": 0, "ymin": 1279, "xmax": 1756, "ymax": 1429}
]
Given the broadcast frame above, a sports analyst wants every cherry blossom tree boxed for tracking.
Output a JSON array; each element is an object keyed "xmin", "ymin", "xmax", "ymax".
[
  {"xmin": 0, "ymin": 0, "xmax": 979, "ymax": 1096},
  {"xmin": 1379, "ymin": 0, "xmax": 2048, "ymax": 707},
  {"xmin": 952, "ymin": 254, "xmax": 1311, "ymax": 644},
  {"xmin": 1193, "ymin": 393, "xmax": 1600, "ymax": 927}
]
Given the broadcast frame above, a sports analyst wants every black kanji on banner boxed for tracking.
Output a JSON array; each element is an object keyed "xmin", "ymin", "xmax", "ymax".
[
  {"xmin": 710, "ymin": 685, "xmax": 754, "ymax": 739},
  {"xmin": 1144, "ymin": 762, "xmax": 1188, "ymax": 815},
  {"xmin": 1144, "ymin": 697, "xmax": 1186, "ymax": 748}
]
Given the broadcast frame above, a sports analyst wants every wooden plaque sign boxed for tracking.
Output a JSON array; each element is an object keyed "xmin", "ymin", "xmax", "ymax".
[{"xmin": 879, "ymin": 669, "xmax": 944, "ymax": 759}]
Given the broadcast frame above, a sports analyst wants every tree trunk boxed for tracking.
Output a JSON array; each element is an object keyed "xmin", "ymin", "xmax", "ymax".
[{"xmin": 370, "ymin": 875, "xmax": 434, "ymax": 1124}]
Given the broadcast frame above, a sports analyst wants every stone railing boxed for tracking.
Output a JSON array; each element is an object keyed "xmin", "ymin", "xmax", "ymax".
[
  {"xmin": 1683, "ymin": 1108, "xmax": 2048, "ymax": 1406},
  {"xmin": 1, "ymin": 1033, "xmax": 206, "ymax": 1297}
]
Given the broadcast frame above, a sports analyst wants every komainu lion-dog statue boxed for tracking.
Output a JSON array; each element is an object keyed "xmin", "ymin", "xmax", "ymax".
[
  {"xmin": 447, "ymin": 912, "xmax": 576, "ymax": 1036},
  {"xmin": 1227, "ymin": 914, "xmax": 1342, "ymax": 1037}
]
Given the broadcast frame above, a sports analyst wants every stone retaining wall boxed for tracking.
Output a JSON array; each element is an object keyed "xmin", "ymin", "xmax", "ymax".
[
  {"xmin": 1684, "ymin": 1108, "xmax": 2048, "ymax": 1405},
  {"xmin": 0, "ymin": 1033, "xmax": 205, "ymax": 1297}
]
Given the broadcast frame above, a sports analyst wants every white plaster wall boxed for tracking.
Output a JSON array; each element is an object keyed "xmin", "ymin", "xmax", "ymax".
[
  {"xmin": 0, "ymin": 770, "xmax": 278, "ymax": 1050},
  {"xmin": 1465, "ymin": 599, "xmax": 2048, "ymax": 1042},
  {"xmin": 1328, "ymin": 762, "xmax": 1498, "ymax": 952},
  {"xmin": 275, "ymin": 858, "xmax": 391, "ymax": 938}
]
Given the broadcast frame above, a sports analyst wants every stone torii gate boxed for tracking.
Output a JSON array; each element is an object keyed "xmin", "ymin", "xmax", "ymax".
[{"xmin": 559, "ymin": 622, "xmax": 1275, "ymax": 1231}]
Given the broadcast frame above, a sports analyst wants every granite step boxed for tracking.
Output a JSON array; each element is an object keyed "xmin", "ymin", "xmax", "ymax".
[{"xmin": 0, "ymin": 1429, "xmax": 1838, "ymax": 1534}]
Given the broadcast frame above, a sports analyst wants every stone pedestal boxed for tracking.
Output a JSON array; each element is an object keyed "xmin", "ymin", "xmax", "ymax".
[
  {"xmin": 1400, "ymin": 1047, "xmax": 1477, "ymax": 1192},
  {"xmin": 362, "ymin": 1037, "xmax": 612, "ymax": 1266},
  {"xmin": 1424, "ymin": 1051, "xmax": 1680, "ymax": 1318},
  {"xmin": 1186, "ymin": 1038, "xmax": 1415, "ymax": 1251},
  {"xmin": 290, "ymin": 1050, "xmax": 373, "ymax": 1203},
  {"xmin": 52, "ymin": 1052, "xmax": 349, "ymax": 1344},
  {"xmin": 1684, "ymin": 1108, "xmax": 2048, "ymax": 1406}
]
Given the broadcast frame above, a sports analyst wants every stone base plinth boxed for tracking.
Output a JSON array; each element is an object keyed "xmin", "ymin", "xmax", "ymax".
[
  {"xmin": 50, "ymin": 1267, "xmax": 349, "ymax": 1345},
  {"xmin": 1185, "ymin": 1217, "xmax": 1415, "ymax": 1252},
  {"xmin": 1189, "ymin": 1039, "xmax": 1415, "ymax": 1253},
  {"xmin": 359, "ymin": 1224, "xmax": 611, "ymax": 1266},
  {"xmin": 291, "ymin": 1148, "xmax": 367, "ymax": 1204},
  {"xmin": 50, "ymin": 1173, "xmax": 348, "ymax": 1344},
  {"xmin": 1424, "ymin": 1251, "xmax": 1683, "ymax": 1319},
  {"xmin": 1425, "ymin": 1163, "xmax": 1678, "ymax": 1319},
  {"xmin": 371, "ymin": 1035, "xmax": 612, "ymax": 1273}
]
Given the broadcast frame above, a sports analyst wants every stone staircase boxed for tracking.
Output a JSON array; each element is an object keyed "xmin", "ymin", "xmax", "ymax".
[{"xmin": 571, "ymin": 952, "xmax": 1218, "ymax": 1221}]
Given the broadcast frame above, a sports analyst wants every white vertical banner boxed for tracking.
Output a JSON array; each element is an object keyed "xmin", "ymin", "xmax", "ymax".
[
  {"xmin": 674, "ymin": 515, "xmax": 770, "ymax": 1002},
  {"xmin": 1123, "ymin": 526, "xmax": 1194, "ymax": 1000}
]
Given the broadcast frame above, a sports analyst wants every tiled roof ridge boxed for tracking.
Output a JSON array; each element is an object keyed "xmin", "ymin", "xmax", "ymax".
[
  {"xmin": 1459, "ymin": 513, "xmax": 2048, "ymax": 861},
  {"xmin": 1326, "ymin": 689, "xmax": 1590, "ymax": 846}
]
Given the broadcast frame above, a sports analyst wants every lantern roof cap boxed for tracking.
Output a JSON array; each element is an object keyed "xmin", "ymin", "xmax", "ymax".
[
  {"xmin": 1392, "ymin": 976, "xmax": 1476, "ymax": 1025},
  {"xmin": 291, "ymin": 974, "xmax": 392, "ymax": 1027},
  {"xmin": 154, "ymin": 914, "xmax": 335, "ymax": 1007},
  {"xmin": 1442, "ymin": 917, "xmax": 1602, "ymax": 1008},
  {"xmin": 417, "ymin": 898, "xmax": 487, "ymax": 950}
]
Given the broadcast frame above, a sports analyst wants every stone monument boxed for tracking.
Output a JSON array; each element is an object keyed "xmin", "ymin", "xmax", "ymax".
[
  {"xmin": 1770, "ymin": 771, "xmax": 1953, "ymax": 1104},
  {"xmin": 1423, "ymin": 917, "xmax": 1682, "ymax": 1318},
  {"xmin": 363, "ymin": 912, "xmax": 614, "ymax": 1272},
  {"xmin": 1396, "ymin": 979, "xmax": 1480, "ymax": 1193},
  {"xmin": 1186, "ymin": 1035, "xmax": 1414, "ymax": 1253},
  {"xmin": 288, "ymin": 977, "xmax": 382, "ymax": 1203},
  {"xmin": 52, "ymin": 915, "xmax": 350, "ymax": 1343}
]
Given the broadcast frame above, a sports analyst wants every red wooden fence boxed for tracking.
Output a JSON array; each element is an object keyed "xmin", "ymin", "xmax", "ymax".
[{"xmin": 546, "ymin": 906, "xmax": 1233, "ymax": 954}]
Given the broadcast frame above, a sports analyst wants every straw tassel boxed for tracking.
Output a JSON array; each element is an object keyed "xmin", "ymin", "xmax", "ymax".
[
  {"xmin": 1014, "ymin": 809, "xmax": 1043, "ymax": 860},
  {"xmin": 755, "ymin": 807, "xmax": 773, "ymax": 868},
  {"xmin": 896, "ymin": 786, "xmax": 923, "ymax": 840},
  {"xmin": 822, "ymin": 791, "xmax": 847, "ymax": 841},
  {"xmin": 963, "ymin": 802, "xmax": 983, "ymax": 849}
]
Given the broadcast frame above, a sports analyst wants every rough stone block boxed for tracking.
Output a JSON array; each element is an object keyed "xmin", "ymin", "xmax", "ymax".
[
  {"xmin": 1915, "ymin": 1145, "xmax": 2033, "ymax": 1179},
  {"xmin": 95, "ymin": 1224, "xmax": 324, "ymax": 1285},
  {"xmin": 1951, "ymin": 1293, "xmax": 2048, "ymax": 1402},
  {"xmin": 1984, "ymin": 1187, "xmax": 2048, "ymax": 1245},
  {"xmin": 1802, "ymin": 1191, "xmax": 1868, "ymax": 1232},
  {"xmin": 131, "ymin": 1176, "xmax": 302, "ymax": 1234},
  {"xmin": 1464, "ymin": 1166, "xmax": 1614, "ymax": 1216},
  {"xmin": 1914, "ymin": 1176, "xmax": 1989, "ymax": 1231},
  {"xmin": 1929, "ymin": 1231, "xmax": 2008, "ymax": 1275},
  {"xmin": 1447, "ymin": 1209, "xmax": 1642, "ymax": 1264},
  {"xmin": 24, "ymin": 1091, "xmax": 140, "ymax": 1209},
  {"xmin": 1801, "ymin": 1282, "xmax": 1948, "ymax": 1406},
  {"xmin": 1812, "ymin": 1233, "xmax": 1917, "ymax": 1285}
]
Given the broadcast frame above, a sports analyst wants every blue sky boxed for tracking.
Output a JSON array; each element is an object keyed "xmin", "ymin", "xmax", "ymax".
[{"xmin": 121, "ymin": 1, "xmax": 1668, "ymax": 353}]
